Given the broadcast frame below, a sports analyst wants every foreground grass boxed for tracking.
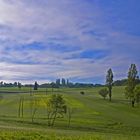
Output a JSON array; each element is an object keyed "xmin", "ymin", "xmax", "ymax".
[
  {"xmin": 0, "ymin": 127, "xmax": 140, "ymax": 140},
  {"xmin": 0, "ymin": 86, "xmax": 140, "ymax": 139}
]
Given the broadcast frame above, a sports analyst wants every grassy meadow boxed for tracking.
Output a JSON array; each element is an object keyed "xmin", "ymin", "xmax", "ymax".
[{"xmin": 0, "ymin": 86, "xmax": 140, "ymax": 140}]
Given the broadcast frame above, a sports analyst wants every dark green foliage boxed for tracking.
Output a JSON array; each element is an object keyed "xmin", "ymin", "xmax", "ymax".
[
  {"xmin": 106, "ymin": 68, "xmax": 113, "ymax": 101},
  {"xmin": 80, "ymin": 91, "xmax": 85, "ymax": 95},
  {"xmin": 0, "ymin": 82, "xmax": 19, "ymax": 87},
  {"xmin": 39, "ymin": 83, "xmax": 53, "ymax": 88},
  {"xmin": 74, "ymin": 83, "xmax": 94, "ymax": 88},
  {"xmin": 50, "ymin": 82, "xmax": 58, "ymax": 93},
  {"xmin": 125, "ymin": 64, "xmax": 138, "ymax": 107},
  {"xmin": 34, "ymin": 81, "xmax": 38, "ymax": 90},
  {"xmin": 99, "ymin": 88, "xmax": 109, "ymax": 99},
  {"xmin": 113, "ymin": 78, "xmax": 140, "ymax": 86},
  {"xmin": 18, "ymin": 82, "xmax": 21, "ymax": 89},
  {"xmin": 134, "ymin": 85, "xmax": 140, "ymax": 104},
  {"xmin": 39, "ymin": 82, "xmax": 95, "ymax": 88},
  {"xmin": 50, "ymin": 82, "xmax": 58, "ymax": 88},
  {"xmin": 14, "ymin": 82, "xmax": 17, "ymax": 87},
  {"xmin": 0, "ymin": 81, "xmax": 3, "ymax": 87},
  {"xmin": 113, "ymin": 79, "xmax": 128, "ymax": 86}
]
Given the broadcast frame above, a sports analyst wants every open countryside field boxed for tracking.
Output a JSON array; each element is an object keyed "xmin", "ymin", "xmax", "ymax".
[{"xmin": 0, "ymin": 86, "xmax": 140, "ymax": 140}]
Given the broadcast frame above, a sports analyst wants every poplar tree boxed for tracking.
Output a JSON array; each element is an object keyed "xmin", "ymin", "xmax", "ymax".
[
  {"xmin": 125, "ymin": 64, "xmax": 138, "ymax": 107},
  {"xmin": 106, "ymin": 68, "xmax": 113, "ymax": 101}
]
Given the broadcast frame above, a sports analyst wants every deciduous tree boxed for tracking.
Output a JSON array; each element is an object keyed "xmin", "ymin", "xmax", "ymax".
[
  {"xmin": 47, "ymin": 94, "xmax": 66, "ymax": 126},
  {"xmin": 34, "ymin": 81, "xmax": 38, "ymax": 90}
]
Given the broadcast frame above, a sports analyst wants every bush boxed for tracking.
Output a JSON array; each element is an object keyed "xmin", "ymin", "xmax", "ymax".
[
  {"xmin": 80, "ymin": 91, "xmax": 85, "ymax": 95},
  {"xmin": 98, "ymin": 88, "xmax": 109, "ymax": 99}
]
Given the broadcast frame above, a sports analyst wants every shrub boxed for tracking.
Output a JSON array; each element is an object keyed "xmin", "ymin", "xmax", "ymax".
[
  {"xmin": 80, "ymin": 91, "xmax": 85, "ymax": 95},
  {"xmin": 98, "ymin": 88, "xmax": 109, "ymax": 99}
]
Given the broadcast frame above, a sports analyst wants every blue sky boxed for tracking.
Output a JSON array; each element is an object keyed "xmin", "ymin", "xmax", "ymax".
[{"xmin": 0, "ymin": 0, "xmax": 140, "ymax": 84}]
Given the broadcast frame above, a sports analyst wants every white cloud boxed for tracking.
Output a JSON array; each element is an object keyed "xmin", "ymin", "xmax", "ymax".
[{"xmin": 0, "ymin": 0, "xmax": 139, "ymax": 83}]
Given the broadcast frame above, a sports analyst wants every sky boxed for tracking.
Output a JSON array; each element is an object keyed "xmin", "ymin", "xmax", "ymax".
[{"xmin": 0, "ymin": 0, "xmax": 140, "ymax": 84}]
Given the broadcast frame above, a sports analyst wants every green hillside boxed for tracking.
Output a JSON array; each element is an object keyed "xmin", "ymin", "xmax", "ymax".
[{"xmin": 0, "ymin": 86, "xmax": 140, "ymax": 140}]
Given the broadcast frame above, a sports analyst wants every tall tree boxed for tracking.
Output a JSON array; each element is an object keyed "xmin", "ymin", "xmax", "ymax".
[
  {"xmin": 14, "ymin": 82, "xmax": 17, "ymax": 87},
  {"xmin": 106, "ymin": 68, "xmax": 113, "ymax": 101},
  {"xmin": 125, "ymin": 64, "xmax": 138, "ymax": 107},
  {"xmin": 34, "ymin": 81, "xmax": 38, "ymax": 90},
  {"xmin": 0, "ymin": 81, "xmax": 3, "ymax": 87}
]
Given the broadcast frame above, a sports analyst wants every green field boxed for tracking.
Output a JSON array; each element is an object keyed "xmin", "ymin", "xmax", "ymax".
[{"xmin": 0, "ymin": 86, "xmax": 140, "ymax": 140}]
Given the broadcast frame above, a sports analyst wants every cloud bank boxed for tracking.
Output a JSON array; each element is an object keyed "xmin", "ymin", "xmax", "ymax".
[{"xmin": 0, "ymin": 0, "xmax": 140, "ymax": 84}]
